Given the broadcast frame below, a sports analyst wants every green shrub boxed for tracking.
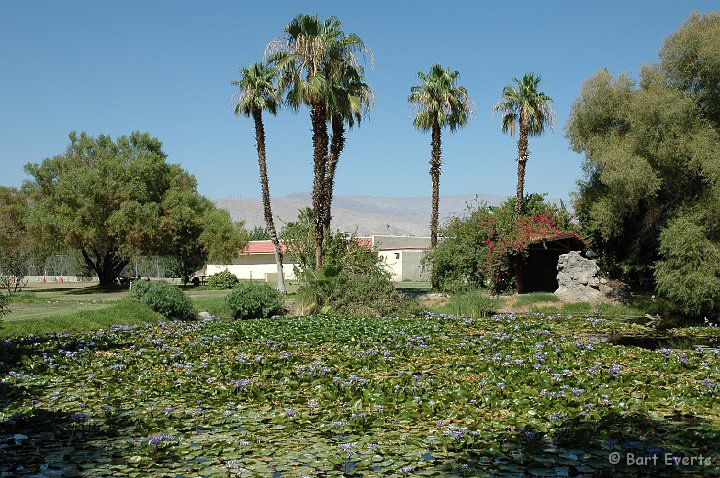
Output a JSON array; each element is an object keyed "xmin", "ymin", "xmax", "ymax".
[
  {"xmin": 207, "ymin": 270, "xmax": 240, "ymax": 290},
  {"xmin": 299, "ymin": 266, "xmax": 416, "ymax": 317},
  {"xmin": 655, "ymin": 217, "xmax": 720, "ymax": 316},
  {"xmin": 0, "ymin": 293, "xmax": 9, "ymax": 325},
  {"xmin": 283, "ymin": 210, "xmax": 417, "ymax": 316},
  {"xmin": 129, "ymin": 280, "xmax": 195, "ymax": 321},
  {"xmin": 227, "ymin": 282, "xmax": 284, "ymax": 320}
]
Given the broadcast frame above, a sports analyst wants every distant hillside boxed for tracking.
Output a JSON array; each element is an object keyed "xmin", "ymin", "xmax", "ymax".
[{"xmin": 215, "ymin": 192, "xmax": 507, "ymax": 236}]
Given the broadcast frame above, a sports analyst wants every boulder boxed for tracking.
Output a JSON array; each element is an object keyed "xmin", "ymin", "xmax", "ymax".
[
  {"xmin": 197, "ymin": 311, "xmax": 213, "ymax": 321},
  {"xmin": 555, "ymin": 251, "xmax": 633, "ymax": 304},
  {"xmin": 600, "ymin": 279, "xmax": 633, "ymax": 305},
  {"xmin": 555, "ymin": 251, "xmax": 604, "ymax": 302}
]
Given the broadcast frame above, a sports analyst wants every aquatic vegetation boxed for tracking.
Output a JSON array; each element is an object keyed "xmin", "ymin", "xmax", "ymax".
[{"xmin": 1, "ymin": 313, "xmax": 718, "ymax": 476}]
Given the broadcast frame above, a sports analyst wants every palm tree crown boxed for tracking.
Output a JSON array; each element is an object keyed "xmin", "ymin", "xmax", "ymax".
[
  {"xmin": 409, "ymin": 64, "xmax": 472, "ymax": 133},
  {"xmin": 494, "ymin": 73, "xmax": 554, "ymax": 139},
  {"xmin": 231, "ymin": 62, "xmax": 279, "ymax": 118},
  {"xmin": 267, "ymin": 15, "xmax": 369, "ymax": 110}
]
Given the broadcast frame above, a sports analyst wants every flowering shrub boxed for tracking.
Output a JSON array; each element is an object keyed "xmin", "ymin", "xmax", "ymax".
[{"xmin": 430, "ymin": 194, "xmax": 585, "ymax": 293}]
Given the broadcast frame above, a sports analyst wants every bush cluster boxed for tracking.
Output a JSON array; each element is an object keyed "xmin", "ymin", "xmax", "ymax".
[
  {"xmin": 280, "ymin": 208, "xmax": 418, "ymax": 317},
  {"xmin": 227, "ymin": 282, "xmax": 284, "ymax": 320},
  {"xmin": 429, "ymin": 194, "xmax": 583, "ymax": 294},
  {"xmin": 206, "ymin": 270, "xmax": 240, "ymax": 290},
  {"xmin": 129, "ymin": 280, "xmax": 196, "ymax": 321}
]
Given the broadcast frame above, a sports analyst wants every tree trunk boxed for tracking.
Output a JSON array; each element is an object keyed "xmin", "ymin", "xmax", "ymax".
[
  {"xmin": 310, "ymin": 101, "xmax": 329, "ymax": 272},
  {"xmin": 82, "ymin": 248, "xmax": 128, "ymax": 287},
  {"xmin": 324, "ymin": 114, "xmax": 345, "ymax": 237},
  {"xmin": 253, "ymin": 109, "xmax": 285, "ymax": 294},
  {"xmin": 430, "ymin": 121, "xmax": 442, "ymax": 250},
  {"xmin": 515, "ymin": 111, "xmax": 530, "ymax": 217}
]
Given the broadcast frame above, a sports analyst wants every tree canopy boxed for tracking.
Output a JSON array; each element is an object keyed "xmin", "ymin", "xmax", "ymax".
[
  {"xmin": 22, "ymin": 131, "xmax": 246, "ymax": 286},
  {"xmin": 0, "ymin": 187, "xmax": 34, "ymax": 292},
  {"xmin": 566, "ymin": 12, "xmax": 720, "ymax": 315}
]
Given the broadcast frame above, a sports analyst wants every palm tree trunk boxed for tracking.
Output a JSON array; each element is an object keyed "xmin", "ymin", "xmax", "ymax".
[
  {"xmin": 515, "ymin": 114, "xmax": 530, "ymax": 217},
  {"xmin": 311, "ymin": 101, "xmax": 329, "ymax": 272},
  {"xmin": 430, "ymin": 120, "xmax": 442, "ymax": 249},
  {"xmin": 324, "ymin": 114, "xmax": 345, "ymax": 236},
  {"xmin": 252, "ymin": 109, "xmax": 285, "ymax": 294}
]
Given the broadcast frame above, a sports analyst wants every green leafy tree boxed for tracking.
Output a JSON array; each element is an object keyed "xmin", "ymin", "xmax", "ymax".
[
  {"xmin": 659, "ymin": 12, "xmax": 720, "ymax": 124},
  {"xmin": 566, "ymin": 12, "xmax": 720, "ymax": 315},
  {"xmin": 0, "ymin": 187, "xmax": 32, "ymax": 292},
  {"xmin": 232, "ymin": 61, "xmax": 286, "ymax": 293},
  {"xmin": 268, "ymin": 14, "xmax": 370, "ymax": 271},
  {"xmin": 280, "ymin": 207, "xmax": 315, "ymax": 275},
  {"xmin": 655, "ymin": 218, "xmax": 720, "ymax": 316},
  {"xmin": 247, "ymin": 226, "xmax": 271, "ymax": 241},
  {"xmin": 494, "ymin": 73, "xmax": 554, "ymax": 217},
  {"xmin": 22, "ymin": 131, "xmax": 245, "ymax": 287},
  {"xmin": 161, "ymin": 189, "xmax": 247, "ymax": 286},
  {"xmin": 408, "ymin": 64, "xmax": 472, "ymax": 253}
]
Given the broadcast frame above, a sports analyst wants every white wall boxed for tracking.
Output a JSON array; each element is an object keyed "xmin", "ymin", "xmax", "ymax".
[
  {"xmin": 206, "ymin": 255, "xmax": 296, "ymax": 281},
  {"xmin": 378, "ymin": 250, "xmax": 403, "ymax": 281}
]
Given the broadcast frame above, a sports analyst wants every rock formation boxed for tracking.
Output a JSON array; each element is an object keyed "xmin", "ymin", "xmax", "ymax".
[{"xmin": 555, "ymin": 251, "xmax": 632, "ymax": 304}]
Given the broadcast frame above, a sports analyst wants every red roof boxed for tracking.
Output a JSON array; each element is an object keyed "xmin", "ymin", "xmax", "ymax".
[
  {"xmin": 241, "ymin": 237, "xmax": 373, "ymax": 254},
  {"xmin": 355, "ymin": 237, "xmax": 373, "ymax": 250},
  {"xmin": 241, "ymin": 240, "xmax": 288, "ymax": 254}
]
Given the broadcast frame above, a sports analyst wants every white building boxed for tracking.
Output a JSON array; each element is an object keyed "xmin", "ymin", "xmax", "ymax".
[
  {"xmin": 372, "ymin": 235, "xmax": 431, "ymax": 282},
  {"xmin": 205, "ymin": 235, "xmax": 431, "ymax": 283},
  {"xmin": 205, "ymin": 241, "xmax": 296, "ymax": 281}
]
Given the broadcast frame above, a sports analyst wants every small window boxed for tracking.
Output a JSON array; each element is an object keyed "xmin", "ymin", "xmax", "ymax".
[{"xmin": 394, "ymin": 253, "xmax": 400, "ymax": 260}]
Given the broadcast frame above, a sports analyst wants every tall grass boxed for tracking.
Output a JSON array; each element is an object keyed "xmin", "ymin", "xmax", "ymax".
[{"xmin": 437, "ymin": 292, "xmax": 503, "ymax": 318}]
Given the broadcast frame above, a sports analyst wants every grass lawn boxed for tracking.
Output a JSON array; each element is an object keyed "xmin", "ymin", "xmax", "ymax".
[
  {"xmin": 1, "ymin": 312, "xmax": 719, "ymax": 476},
  {"xmin": 0, "ymin": 285, "xmax": 232, "ymax": 338}
]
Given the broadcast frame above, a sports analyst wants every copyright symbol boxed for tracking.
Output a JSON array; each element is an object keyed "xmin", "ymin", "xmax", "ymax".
[{"xmin": 609, "ymin": 452, "xmax": 621, "ymax": 464}]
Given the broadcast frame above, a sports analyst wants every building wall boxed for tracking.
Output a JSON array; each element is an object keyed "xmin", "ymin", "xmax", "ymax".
[
  {"xmin": 205, "ymin": 236, "xmax": 432, "ymax": 283},
  {"xmin": 206, "ymin": 254, "xmax": 296, "ymax": 281},
  {"xmin": 401, "ymin": 250, "xmax": 430, "ymax": 282},
  {"xmin": 378, "ymin": 249, "xmax": 430, "ymax": 282},
  {"xmin": 378, "ymin": 250, "xmax": 403, "ymax": 281}
]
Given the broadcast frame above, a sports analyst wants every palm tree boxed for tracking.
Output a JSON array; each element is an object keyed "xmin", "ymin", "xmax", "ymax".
[
  {"xmin": 493, "ymin": 73, "xmax": 554, "ymax": 216},
  {"xmin": 408, "ymin": 64, "xmax": 472, "ymax": 250},
  {"xmin": 323, "ymin": 60, "xmax": 374, "ymax": 236},
  {"xmin": 267, "ymin": 14, "xmax": 368, "ymax": 271},
  {"xmin": 231, "ymin": 62, "xmax": 286, "ymax": 293}
]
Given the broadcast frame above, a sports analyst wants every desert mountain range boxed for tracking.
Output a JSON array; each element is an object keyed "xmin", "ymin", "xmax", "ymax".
[{"xmin": 215, "ymin": 192, "xmax": 507, "ymax": 237}]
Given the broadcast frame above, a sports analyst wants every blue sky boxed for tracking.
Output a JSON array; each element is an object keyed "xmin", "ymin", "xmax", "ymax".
[{"xmin": 1, "ymin": 1, "xmax": 717, "ymax": 203}]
